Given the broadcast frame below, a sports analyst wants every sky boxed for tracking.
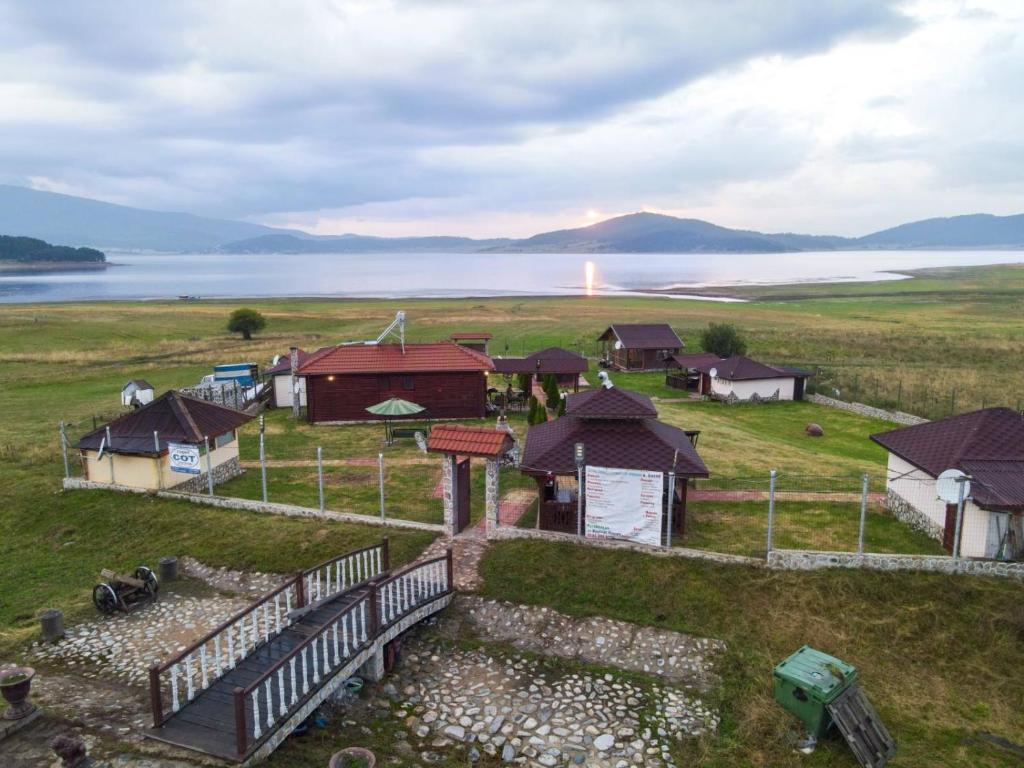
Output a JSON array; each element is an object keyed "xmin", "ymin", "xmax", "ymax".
[{"xmin": 0, "ymin": 0, "xmax": 1021, "ymax": 238}]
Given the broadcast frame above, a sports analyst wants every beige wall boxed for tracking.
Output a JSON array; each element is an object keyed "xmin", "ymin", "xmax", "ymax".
[
  {"xmin": 82, "ymin": 433, "xmax": 240, "ymax": 491},
  {"xmin": 710, "ymin": 376, "xmax": 795, "ymax": 401},
  {"xmin": 273, "ymin": 374, "xmax": 306, "ymax": 408}
]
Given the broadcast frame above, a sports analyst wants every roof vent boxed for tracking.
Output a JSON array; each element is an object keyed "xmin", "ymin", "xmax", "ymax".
[{"xmin": 598, "ymin": 371, "xmax": 614, "ymax": 389}]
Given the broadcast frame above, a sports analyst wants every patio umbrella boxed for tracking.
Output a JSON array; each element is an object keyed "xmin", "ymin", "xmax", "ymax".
[{"xmin": 366, "ymin": 397, "xmax": 425, "ymax": 444}]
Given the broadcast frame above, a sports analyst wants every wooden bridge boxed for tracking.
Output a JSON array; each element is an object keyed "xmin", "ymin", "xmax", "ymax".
[{"xmin": 145, "ymin": 539, "xmax": 453, "ymax": 763}]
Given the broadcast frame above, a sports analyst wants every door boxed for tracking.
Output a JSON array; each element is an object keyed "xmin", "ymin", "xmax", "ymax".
[
  {"xmin": 943, "ymin": 503, "xmax": 959, "ymax": 553},
  {"xmin": 793, "ymin": 377, "xmax": 805, "ymax": 401},
  {"xmin": 455, "ymin": 458, "xmax": 471, "ymax": 534}
]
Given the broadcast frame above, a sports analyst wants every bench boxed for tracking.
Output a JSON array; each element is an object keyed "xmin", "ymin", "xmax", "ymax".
[{"xmin": 391, "ymin": 425, "xmax": 431, "ymax": 439}]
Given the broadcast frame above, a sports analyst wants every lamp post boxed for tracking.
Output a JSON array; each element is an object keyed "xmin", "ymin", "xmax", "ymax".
[{"xmin": 574, "ymin": 442, "xmax": 585, "ymax": 537}]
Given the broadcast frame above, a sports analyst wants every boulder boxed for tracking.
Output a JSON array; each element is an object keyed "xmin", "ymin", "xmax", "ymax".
[{"xmin": 805, "ymin": 423, "xmax": 824, "ymax": 437}]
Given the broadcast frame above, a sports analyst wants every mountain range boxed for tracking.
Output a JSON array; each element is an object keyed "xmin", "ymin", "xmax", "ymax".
[{"xmin": 2, "ymin": 184, "xmax": 1023, "ymax": 254}]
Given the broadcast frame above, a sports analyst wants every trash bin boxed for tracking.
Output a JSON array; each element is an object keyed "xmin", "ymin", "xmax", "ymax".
[{"xmin": 773, "ymin": 645, "xmax": 858, "ymax": 739}]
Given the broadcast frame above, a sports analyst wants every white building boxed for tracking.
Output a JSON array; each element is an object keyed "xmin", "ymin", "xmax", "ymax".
[
  {"xmin": 267, "ymin": 349, "xmax": 310, "ymax": 409},
  {"xmin": 121, "ymin": 379, "xmax": 154, "ymax": 408},
  {"xmin": 693, "ymin": 355, "xmax": 807, "ymax": 402},
  {"xmin": 871, "ymin": 408, "xmax": 1024, "ymax": 560}
]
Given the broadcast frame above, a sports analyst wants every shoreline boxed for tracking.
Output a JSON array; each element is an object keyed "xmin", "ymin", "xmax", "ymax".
[{"xmin": 0, "ymin": 260, "xmax": 110, "ymax": 275}]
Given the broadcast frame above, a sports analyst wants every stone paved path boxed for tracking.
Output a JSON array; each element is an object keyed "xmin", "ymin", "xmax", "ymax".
[{"xmin": 377, "ymin": 636, "xmax": 719, "ymax": 768}]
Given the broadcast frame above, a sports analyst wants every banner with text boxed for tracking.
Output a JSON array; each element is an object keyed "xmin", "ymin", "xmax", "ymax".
[
  {"xmin": 584, "ymin": 465, "xmax": 664, "ymax": 546},
  {"xmin": 168, "ymin": 442, "xmax": 202, "ymax": 474}
]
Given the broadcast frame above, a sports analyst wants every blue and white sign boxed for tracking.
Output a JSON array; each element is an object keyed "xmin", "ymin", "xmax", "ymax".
[{"xmin": 168, "ymin": 442, "xmax": 202, "ymax": 474}]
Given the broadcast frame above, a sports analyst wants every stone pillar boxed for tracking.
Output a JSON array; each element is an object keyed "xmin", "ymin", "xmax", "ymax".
[
  {"xmin": 358, "ymin": 645, "xmax": 385, "ymax": 682},
  {"xmin": 442, "ymin": 454, "xmax": 455, "ymax": 536},
  {"xmin": 485, "ymin": 457, "xmax": 500, "ymax": 533},
  {"xmin": 290, "ymin": 346, "xmax": 300, "ymax": 420}
]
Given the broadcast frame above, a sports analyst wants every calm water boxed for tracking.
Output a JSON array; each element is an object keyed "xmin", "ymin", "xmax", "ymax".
[{"xmin": 0, "ymin": 249, "xmax": 1021, "ymax": 303}]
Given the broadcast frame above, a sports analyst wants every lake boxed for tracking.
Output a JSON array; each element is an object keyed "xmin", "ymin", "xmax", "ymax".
[{"xmin": 0, "ymin": 249, "xmax": 1021, "ymax": 303}]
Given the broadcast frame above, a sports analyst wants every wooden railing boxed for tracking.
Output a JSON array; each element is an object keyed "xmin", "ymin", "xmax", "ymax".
[
  {"xmin": 232, "ymin": 548, "xmax": 453, "ymax": 757},
  {"xmin": 148, "ymin": 539, "xmax": 389, "ymax": 728},
  {"xmin": 539, "ymin": 500, "xmax": 579, "ymax": 533}
]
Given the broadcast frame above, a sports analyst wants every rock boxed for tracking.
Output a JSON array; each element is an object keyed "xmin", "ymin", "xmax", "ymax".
[
  {"xmin": 805, "ymin": 423, "xmax": 824, "ymax": 437},
  {"xmin": 502, "ymin": 743, "xmax": 517, "ymax": 762},
  {"xmin": 594, "ymin": 733, "xmax": 615, "ymax": 751}
]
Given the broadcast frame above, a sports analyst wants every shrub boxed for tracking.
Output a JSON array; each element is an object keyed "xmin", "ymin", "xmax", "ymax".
[
  {"xmin": 227, "ymin": 307, "xmax": 267, "ymax": 340},
  {"xmin": 700, "ymin": 322, "xmax": 747, "ymax": 357}
]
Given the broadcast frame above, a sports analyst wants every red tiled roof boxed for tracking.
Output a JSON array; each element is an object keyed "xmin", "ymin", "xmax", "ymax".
[
  {"xmin": 598, "ymin": 324, "xmax": 683, "ymax": 350},
  {"xmin": 566, "ymin": 386, "xmax": 658, "ymax": 419},
  {"xmin": 668, "ymin": 352, "xmax": 722, "ymax": 370},
  {"xmin": 450, "ymin": 332, "xmax": 492, "ymax": 340},
  {"xmin": 693, "ymin": 355, "xmax": 794, "ymax": 381},
  {"xmin": 521, "ymin": 415, "xmax": 708, "ymax": 477},
  {"xmin": 75, "ymin": 391, "xmax": 253, "ymax": 456},
  {"xmin": 298, "ymin": 342, "xmax": 493, "ymax": 375},
  {"xmin": 427, "ymin": 425, "xmax": 514, "ymax": 458},
  {"xmin": 492, "ymin": 347, "xmax": 588, "ymax": 375},
  {"xmin": 871, "ymin": 408, "xmax": 1024, "ymax": 510}
]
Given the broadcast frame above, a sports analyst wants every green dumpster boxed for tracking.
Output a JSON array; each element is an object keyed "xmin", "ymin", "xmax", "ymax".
[{"xmin": 773, "ymin": 645, "xmax": 858, "ymax": 739}]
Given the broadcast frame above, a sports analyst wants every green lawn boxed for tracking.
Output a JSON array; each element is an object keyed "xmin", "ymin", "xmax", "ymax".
[{"xmin": 479, "ymin": 540, "xmax": 1024, "ymax": 768}]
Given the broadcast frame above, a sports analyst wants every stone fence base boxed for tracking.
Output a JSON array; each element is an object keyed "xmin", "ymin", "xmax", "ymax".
[
  {"xmin": 806, "ymin": 393, "xmax": 927, "ymax": 426},
  {"xmin": 62, "ymin": 477, "xmax": 444, "ymax": 533},
  {"xmin": 168, "ymin": 456, "xmax": 244, "ymax": 494},
  {"xmin": 767, "ymin": 548, "xmax": 1024, "ymax": 580},
  {"xmin": 487, "ymin": 524, "xmax": 763, "ymax": 567}
]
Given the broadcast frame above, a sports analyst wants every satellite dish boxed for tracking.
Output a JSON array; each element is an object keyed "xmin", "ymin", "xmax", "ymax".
[
  {"xmin": 272, "ymin": 354, "xmax": 281, "ymax": 366},
  {"xmin": 614, "ymin": 340, "xmax": 623, "ymax": 350},
  {"xmin": 709, "ymin": 367, "xmax": 718, "ymax": 379},
  {"xmin": 936, "ymin": 469, "xmax": 970, "ymax": 504}
]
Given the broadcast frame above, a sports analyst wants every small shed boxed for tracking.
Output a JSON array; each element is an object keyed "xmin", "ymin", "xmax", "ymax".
[
  {"xmin": 75, "ymin": 391, "xmax": 253, "ymax": 492},
  {"xmin": 871, "ymin": 408, "xmax": 1024, "ymax": 559},
  {"xmin": 450, "ymin": 332, "xmax": 492, "ymax": 354},
  {"xmin": 121, "ymin": 380, "xmax": 154, "ymax": 408},
  {"xmin": 520, "ymin": 384, "xmax": 708, "ymax": 535},
  {"xmin": 266, "ymin": 348, "xmax": 313, "ymax": 409},
  {"xmin": 693, "ymin": 355, "xmax": 808, "ymax": 402},
  {"xmin": 597, "ymin": 324, "xmax": 683, "ymax": 371},
  {"xmin": 492, "ymin": 347, "xmax": 589, "ymax": 391}
]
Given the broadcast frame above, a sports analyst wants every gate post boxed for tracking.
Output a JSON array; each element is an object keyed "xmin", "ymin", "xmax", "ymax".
[
  {"xmin": 441, "ymin": 454, "xmax": 455, "ymax": 536},
  {"xmin": 766, "ymin": 469, "xmax": 777, "ymax": 558},
  {"xmin": 445, "ymin": 546, "xmax": 454, "ymax": 592},
  {"xmin": 484, "ymin": 457, "xmax": 500, "ymax": 534}
]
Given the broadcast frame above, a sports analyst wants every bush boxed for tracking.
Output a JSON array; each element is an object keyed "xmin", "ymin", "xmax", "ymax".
[
  {"xmin": 700, "ymin": 322, "xmax": 747, "ymax": 357},
  {"xmin": 527, "ymin": 396, "xmax": 547, "ymax": 425},
  {"xmin": 517, "ymin": 373, "xmax": 533, "ymax": 393},
  {"xmin": 542, "ymin": 374, "xmax": 562, "ymax": 410},
  {"xmin": 227, "ymin": 307, "xmax": 267, "ymax": 340}
]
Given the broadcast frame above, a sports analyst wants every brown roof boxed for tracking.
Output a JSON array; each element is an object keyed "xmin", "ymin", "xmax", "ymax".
[
  {"xmin": 492, "ymin": 347, "xmax": 588, "ymax": 375},
  {"xmin": 521, "ymin": 415, "xmax": 708, "ymax": 477},
  {"xmin": 123, "ymin": 379, "xmax": 153, "ymax": 390},
  {"xmin": 693, "ymin": 355, "xmax": 795, "ymax": 381},
  {"xmin": 598, "ymin": 324, "xmax": 683, "ymax": 350},
  {"xmin": 75, "ymin": 391, "xmax": 253, "ymax": 456},
  {"xmin": 298, "ymin": 342, "xmax": 493, "ymax": 375},
  {"xmin": 668, "ymin": 352, "xmax": 722, "ymax": 370},
  {"xmin": 450, "ymin": 332, "xmax": 492, "ymax": 340},
  {"xmin": 265, "ymin": 348, "xmax": 319, "ymax": 376},
  {"xmin": 565, "ymin": 386, "xmax": 658, "ymax": 419},
  {"xmin": 427, "ymin": 425, "xmax": 514, "ymax": 458},
  {"xmin": 871, "ymin": 408, "xmax": 1024, "ymax": 511}
]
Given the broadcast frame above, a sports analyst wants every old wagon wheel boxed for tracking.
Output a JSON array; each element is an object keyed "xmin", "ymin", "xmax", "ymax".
[
  {"xmin": 93, "ymin": 583, "xmax": 118, "ymax": 614},
  {"xmin": 136, "ymin": 566, "xmax": 159, "ymax": 597}
]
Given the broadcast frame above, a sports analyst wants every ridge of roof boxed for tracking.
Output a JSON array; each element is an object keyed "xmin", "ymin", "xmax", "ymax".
[
  {"xmin": 297, "ymin": 340, "xmax": 493, "ymax": 375},
  {"xmin": 565, "ymin": 386, "xmax": 658, "ymax": 419}
]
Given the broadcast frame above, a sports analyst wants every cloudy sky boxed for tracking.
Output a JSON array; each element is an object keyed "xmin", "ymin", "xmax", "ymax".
[{"xmin": 1, "ymin": 0, "xmax": 1021, "ymax": 237}]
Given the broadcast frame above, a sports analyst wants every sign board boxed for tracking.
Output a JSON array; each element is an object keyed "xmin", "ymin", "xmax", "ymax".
[
  {"xmin": 584, "ymin": 465, "xmax": 664, "ymax": 546},
  {"xmin": 168, "ymin": 442, "xmax": 202, "ymax": 474}
]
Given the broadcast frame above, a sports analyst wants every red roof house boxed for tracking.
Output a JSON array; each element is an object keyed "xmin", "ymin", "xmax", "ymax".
[{"xmin": 299, "ymin": 341, "xmax": 494, "ymax": 422}]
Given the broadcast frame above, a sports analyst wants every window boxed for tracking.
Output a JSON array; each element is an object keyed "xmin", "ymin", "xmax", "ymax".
[
  {"xmin": 403, "ymin": 376, "xmax": 415, "ymax": 391},
  {"xmin": 378, "ymin": 375, "xmax": 391, "ymax": 391},
  {"xmin": 214, "ymin": 430, "xmax": 236, "ymax": 449}
]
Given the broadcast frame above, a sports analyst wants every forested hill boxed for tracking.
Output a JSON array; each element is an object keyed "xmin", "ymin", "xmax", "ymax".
[{"xmin": 0, "ymin": 235, "xmax": 106, "ymax": 263}]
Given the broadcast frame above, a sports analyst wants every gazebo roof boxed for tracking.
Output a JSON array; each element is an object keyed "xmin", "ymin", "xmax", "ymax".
[
  {"xmin": 521, "ymin": 415, "xmax": 708, "ymax": 477},
  {"xmin": 565, "ymin": 386, "xmax": 657, "ymax": 419},
  {"xmin": 492, "ymin": 347, "xmax": 588, "ymax": 375},
  {"xmin": 427, "ymin": 424, "xmax": 514, "ymax": 458}
]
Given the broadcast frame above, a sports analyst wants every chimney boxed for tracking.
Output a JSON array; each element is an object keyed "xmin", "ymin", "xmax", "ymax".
[{"xmin": 290, "ymin": 346, "xmax": 300, "ymax": 419}]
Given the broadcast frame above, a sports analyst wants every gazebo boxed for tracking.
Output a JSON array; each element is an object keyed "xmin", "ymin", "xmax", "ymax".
[
  {"xmin": 491, "ymin": 347, "xmax": 589, "ymax": 392},
  {"xmin": 520, "ymin": 384, "xmax": 708, "ymax": 535}
]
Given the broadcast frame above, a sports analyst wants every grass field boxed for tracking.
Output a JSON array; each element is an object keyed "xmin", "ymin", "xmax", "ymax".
[{"xmin": 479, "ymin": 540, "xmax": 1024, "ymax": 768}]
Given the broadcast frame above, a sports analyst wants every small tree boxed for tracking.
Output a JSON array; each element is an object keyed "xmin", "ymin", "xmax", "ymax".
[
  {"xmin": 542, "ymin": 374, "xmax": 560, "ymax": 410},
  {"xmin": 700, "ymin": 322, "xmax": 747, "ymax": 358},
  {"xmin": 527, "ymin": 395, "xmax": 547, "ymax": 425},
  {"xmin": 517, "ymin": 372, "xmax": 533, "ymax": 394},
  {"xmin": 227, "ymin": 307, "xmax": 267, "ymax": 340}
]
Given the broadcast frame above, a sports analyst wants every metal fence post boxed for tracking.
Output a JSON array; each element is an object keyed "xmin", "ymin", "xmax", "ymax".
[
  {"xmin": 317, "ymin": 446, "xmax": 325, "ymax": 513},
  {"xmin": 205, "ymin": 435, "xmax": 214, "ymax": 496},
  {"xmin": 766, "ymin": 469, "xmax": 777, "ymax": 557},
  {"xmin": 857, "ymin": 473, "xmax": 869, "ymax": 555},
  {"xmin": 154, "ymin": 430, "xmax": 163, "ymax": 490},
  {"xmin": 952, "ymin": 477, "xmax": 967, "ymax": 562},
  {"xmin": 576, "ymin": 465, "xmax": 584, "ymax": 537},
  {"xmin": 378, "ymin": 452, "xmax": 386, "ymax": 521},
  {"xmin": 259, "ymin": 431, "xmax": 267, "ymax": 502},
  {"xmin": 665, "ymin": 470, "xmax": 676, "ymax": 548},
  {"xmin": 106, "ymin": 425, "xmax": 115, "ymax": 484},
  {"xmin": 59, "ymin": 421, "xmax": 70, "ymax": 478}
]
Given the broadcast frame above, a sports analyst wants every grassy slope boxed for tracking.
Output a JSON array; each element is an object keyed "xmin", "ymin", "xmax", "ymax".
[{"xmin": 480, "ymin": 540, "xmax": 1024, "ymax": 768}]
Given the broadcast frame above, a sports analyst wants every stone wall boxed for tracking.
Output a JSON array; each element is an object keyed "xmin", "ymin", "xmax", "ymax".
[
  {"xmin": 487, "ymin": 523, "xmax": 762, "ymax": 567},
  {"xmin": 885, "ymin": 488, "xmax": 944, "ymax": 541},
  {"xmin": 767, "ymin": 548, "xmax": 1024, "ymax": 580},
  {"xmin": 62, "ymin": 477, "xmax": 444, "ymax": 533},
  {"xmin": 168, "ymin": 455, "xmax": 244, "ymax": 494},
  {"xmin": 806, "ymin": 393, "xmax": 927, "ymax": 426}
]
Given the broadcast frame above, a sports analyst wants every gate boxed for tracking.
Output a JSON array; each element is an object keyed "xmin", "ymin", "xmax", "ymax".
[{"xmin": 455, "ymin": 458, "xmax": 471, "ymax": 533}]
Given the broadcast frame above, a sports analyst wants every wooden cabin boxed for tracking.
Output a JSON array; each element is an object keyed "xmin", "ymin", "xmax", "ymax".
[
  {"xmin": 598, "ymin": 324, "xmax": 683, "ymax": 371},
  {"xmin": 520, "ymin": 384, "xmax": 708, "ymax": 536},
  {"xmin": 492, "ymin": 346, "xmax": 589, "ymax": 391},
  {"xmin": 300, "ymin": 341, "xmax": 493, "ymax": 422},
  {"xmin": 75, "ymin": 391, "xmax": 252, "ymax": 492},
  {"xmin": 692, "ymin": 355, "xmax": 808, "ymax": 402}
]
